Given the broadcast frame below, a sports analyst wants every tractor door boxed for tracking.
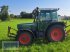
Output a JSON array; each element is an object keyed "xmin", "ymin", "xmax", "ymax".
[{"xmin": 37, "ymin": 12, "xmax": 51, "ymax": 31}]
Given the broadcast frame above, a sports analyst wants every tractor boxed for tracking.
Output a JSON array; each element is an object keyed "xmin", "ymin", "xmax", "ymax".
[{"xmin": 8, "ymin": 7, "xmax": 66, "ymax": 45}]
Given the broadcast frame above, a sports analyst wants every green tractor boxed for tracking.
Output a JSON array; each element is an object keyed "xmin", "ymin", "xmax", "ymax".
[{"xmin": 8, "ymin": 7, "xmax": 66, "ymax": 45}]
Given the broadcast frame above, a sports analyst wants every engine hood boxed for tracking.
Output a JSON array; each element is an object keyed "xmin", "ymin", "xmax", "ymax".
[{"xmin": 17, "ymin": 23, "xmax": 36, "ymax": 30}]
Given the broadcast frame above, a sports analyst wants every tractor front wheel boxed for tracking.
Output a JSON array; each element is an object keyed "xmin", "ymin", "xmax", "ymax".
[
  {"xmin": 16, "ymin": 31, "xmax": 33, "ymax": 46},
  {"xmin": 46, "ymin": 25, "xmax": 65, "ymax": 42}
]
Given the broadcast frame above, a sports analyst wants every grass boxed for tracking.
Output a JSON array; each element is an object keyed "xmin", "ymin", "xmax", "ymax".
[{"xmin": 0, "ymin": 19, "xmax": 70, "ymax": 52}]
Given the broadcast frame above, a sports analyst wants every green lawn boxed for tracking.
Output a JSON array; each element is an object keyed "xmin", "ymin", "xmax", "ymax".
[{"xmin": 0, "ymin": 19, "xmax": 70, "ymax": 52}]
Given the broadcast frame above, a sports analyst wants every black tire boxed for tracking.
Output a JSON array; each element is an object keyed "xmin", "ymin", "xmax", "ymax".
[
  {"xmin": 46, "ymin": 25, "xmax": 65, "ymax": 42},
  {"xmin": 16, "ymin": 31, "xmax": 33, "ymax": 46}
]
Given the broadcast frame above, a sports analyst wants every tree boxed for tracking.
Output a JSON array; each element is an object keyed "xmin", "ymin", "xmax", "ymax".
[
  {"xmin": 10, "ymin": 14, "xmax": 15, "ymax": 18},
  {"xmin": 0, "ymin": 5, "xmax": 10, "ymax": 21},
  {"xmin": 20, "ymin": 11, "xmax": 32, "ymax": 18},
  {"xmin": 20, "ymin": 11, "xmax": 26, "ymax": 18},
  {"xmin": 0, "ymin": 12, "xmax": 1, "ymax": 19}
]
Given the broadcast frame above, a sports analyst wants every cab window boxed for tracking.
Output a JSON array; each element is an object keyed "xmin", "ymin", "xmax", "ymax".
[
  {"xmin": 39, "ymin": 12, "xmax": 50, "ymax": 21},
  {"xmin": 52, "ymin": 12, "xmax": 57, "ymax": 19},
  {"xmin": 46, "ymin": 13, "xmax": 50, "ymax": 20}
]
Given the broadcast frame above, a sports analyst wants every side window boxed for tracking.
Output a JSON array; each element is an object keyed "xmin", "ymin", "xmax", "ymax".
[
  {"xmin": 40, "ymin": 13, "xmax": 46, "ymax": 21},
  {"xmin": 46, "ymin": 13, "xmax": 50, "ymax": 20},
  {"xmin": 52, "ymin": 12, "xmax": 57, "ymax": 19}
]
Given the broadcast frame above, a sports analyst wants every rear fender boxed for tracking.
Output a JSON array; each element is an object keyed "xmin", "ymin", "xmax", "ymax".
[{"xmin": 45, "ymin": 22, "xmax": 65, "ymax": 35}]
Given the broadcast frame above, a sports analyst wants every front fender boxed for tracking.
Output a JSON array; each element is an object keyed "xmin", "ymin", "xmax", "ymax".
[{"xmin": 17, "ymin": 29, "xmax": 35, "ymax": 38}]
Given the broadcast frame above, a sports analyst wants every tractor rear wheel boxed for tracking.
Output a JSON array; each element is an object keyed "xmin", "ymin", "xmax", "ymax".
[
  {"xmin": 16, "ymin": 31, "xmax": 33, "ymax": 46},
  {"xmin": 46, "ymin": 25, "xmax": 65, "ymax": 42}
]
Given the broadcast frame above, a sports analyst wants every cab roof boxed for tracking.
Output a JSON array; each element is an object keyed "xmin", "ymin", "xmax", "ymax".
[
  {"xmin": 32, "ymin": 7, "xmax": 59, "ymax": 14},
  {"xmin": 39, "ymin": 8, "xmax": 59, "ymax": 12}
]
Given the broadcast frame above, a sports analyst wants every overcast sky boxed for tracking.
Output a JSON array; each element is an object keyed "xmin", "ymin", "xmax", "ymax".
[{"xmin": 0, "ymin": 0, "xmax": 70, "ymax": 16}]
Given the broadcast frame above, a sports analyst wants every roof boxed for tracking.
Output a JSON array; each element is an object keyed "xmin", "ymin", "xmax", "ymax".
[
  {"xmin": 32, "ymin": 7, "xmax": 59, "ymax": 14},
  {"xmin": 38, "ymin": 8, "xmax": 59, "ymax": 12}
]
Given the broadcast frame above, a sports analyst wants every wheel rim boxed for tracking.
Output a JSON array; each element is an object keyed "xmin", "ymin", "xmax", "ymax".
[
  {"xmin": 18, "ymin": 33, "xmax": 30, "ymax": 44},
  {"xmin": 50, "ymin": 28, "xmax": 63, "ymax": 41}
]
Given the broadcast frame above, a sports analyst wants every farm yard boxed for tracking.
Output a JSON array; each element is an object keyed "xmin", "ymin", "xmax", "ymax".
[{"xmin": 0, "ymin": 19, "xmax": 70, "ymax": 52}]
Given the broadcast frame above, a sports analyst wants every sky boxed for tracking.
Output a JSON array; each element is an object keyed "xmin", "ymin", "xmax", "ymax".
[{"xmin": 0, "ymin": 0, "xmax": 70, "ymax": 16}]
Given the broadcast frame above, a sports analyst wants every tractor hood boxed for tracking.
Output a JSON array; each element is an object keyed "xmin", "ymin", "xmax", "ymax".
[{"xmin": 17, "ymin": 23, "xmax": 36, "ymax": 30}]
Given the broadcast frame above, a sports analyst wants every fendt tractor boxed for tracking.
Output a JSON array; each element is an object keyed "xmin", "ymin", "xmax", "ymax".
[{"xmin": 8, "ymin": 7, "xmax": 70, "ymax": 46}]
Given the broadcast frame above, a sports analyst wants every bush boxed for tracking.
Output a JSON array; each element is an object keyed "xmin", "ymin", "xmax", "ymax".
[{"xmin": 0, "ymin": 14, "xmax": 10, "ymax": 21}]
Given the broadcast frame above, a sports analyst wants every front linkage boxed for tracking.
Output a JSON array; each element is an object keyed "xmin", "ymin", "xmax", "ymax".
[{"xmin": 8, "ymin": 26, "xmax": 17, "ymax": 38}]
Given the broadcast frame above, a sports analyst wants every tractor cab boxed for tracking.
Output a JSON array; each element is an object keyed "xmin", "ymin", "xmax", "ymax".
[
  {"xmin": 32, "ymin": 7, "xmax": 60, "ymax": 32},
  {"xmin": 32, "ymin": 7, "xmax": 59, "ymax": 23}
]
